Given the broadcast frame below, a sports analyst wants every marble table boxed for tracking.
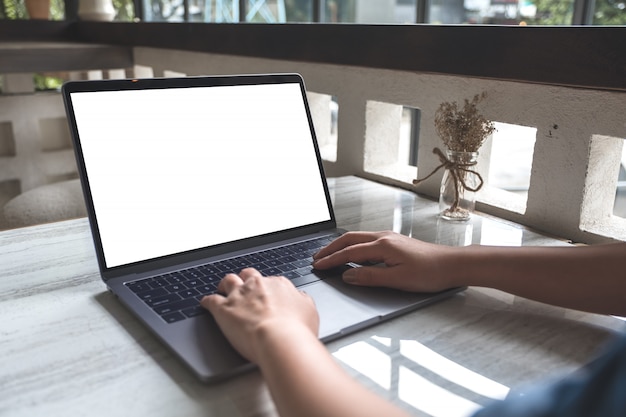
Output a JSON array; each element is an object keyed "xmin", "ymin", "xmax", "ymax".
[{"xmin": 1, "ymin": 176, "xmax": 624, "ymax": 417}]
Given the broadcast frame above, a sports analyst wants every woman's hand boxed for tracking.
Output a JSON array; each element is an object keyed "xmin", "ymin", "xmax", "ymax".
[
  {"xmin": 200, "ymin": 268, "xmax": 319, "ymax": 364},
  {"xmin": 203, "ymin": 266, "xmax": 412, "ymax": 417},
  {"xmin": 313, "ymin": 231, "xmax": 458, "ymax": 293}
]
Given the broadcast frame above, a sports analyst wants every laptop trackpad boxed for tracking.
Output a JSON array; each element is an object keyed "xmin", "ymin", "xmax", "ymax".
[{"xmin": 302, "ymin": 275, "xmax": 437, "ymax": 340}]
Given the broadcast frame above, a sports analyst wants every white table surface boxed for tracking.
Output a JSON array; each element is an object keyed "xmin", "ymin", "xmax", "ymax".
[{"xmin": 2, "ymin": 176, "xmax": 624, "ymax": 417}]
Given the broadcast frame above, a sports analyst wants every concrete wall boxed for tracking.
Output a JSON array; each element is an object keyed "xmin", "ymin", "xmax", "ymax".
[
  {"xmin": 1, "ymin": 47, "xmax": 624, "ymax": 244},
  {"xmin": 134, "ymin": 46, "xmax": 626, "ymax": 243}
]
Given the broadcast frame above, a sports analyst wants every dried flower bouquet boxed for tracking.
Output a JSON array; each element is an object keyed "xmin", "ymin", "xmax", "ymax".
[
  {"xmin": 414, "ymin": 93, "xmax": 495, "ymax": 220},
  {"xmin": 434, "ymin": 93, "xmax": 495, "ymax": 153}
]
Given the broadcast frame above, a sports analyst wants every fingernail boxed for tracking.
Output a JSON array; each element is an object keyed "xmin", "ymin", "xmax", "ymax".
[{"xmin": 342, "ymin": 268, "xmax": 357, "ymax": 283}]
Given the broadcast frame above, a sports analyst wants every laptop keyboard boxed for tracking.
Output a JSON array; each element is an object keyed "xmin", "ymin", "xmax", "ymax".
[{"xmin": 125, "ymin": 234, "xmax": 339, "ymax": 324}]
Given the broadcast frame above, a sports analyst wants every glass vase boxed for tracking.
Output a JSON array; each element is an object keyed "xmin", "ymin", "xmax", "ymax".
[{"xmin": 439, "ymin": 151, "xmax": 479, "ymax": 221}]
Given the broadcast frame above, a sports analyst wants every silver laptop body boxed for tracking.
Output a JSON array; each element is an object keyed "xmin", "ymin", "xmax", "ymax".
[{"xmin": 62, "ymin": 73, "xmax": 463, "ymax": 382}]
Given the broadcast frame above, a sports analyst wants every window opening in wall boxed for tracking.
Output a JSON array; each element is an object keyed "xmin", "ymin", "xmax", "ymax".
[
  {"xmin": 580, "ymin": 135, "xmax": 625, "ymax": 240},
  {"xmin": 329, "ymin": 95, "xmax": 338, "ymax": 161},
  {"xmin": 399, "ymin": 107, "xmax": 420, "ymax": 168},
  {"xmin": 0, "ymin": 122, "xmax": 16, "ymax": 158},
  {"xmin": 0, "ymin": 179, "xmax": 21, "ymax": 222},
  {"xmin": 486, "ymin": 122, "xmax": 536, "ymax": 207},
  {"xmin": 34, "ymin": 73, "xmax": 65, "ymax": 92},
  {"xmin": 613, "ymin": 141, "xmax": 626, "ymax": 218},
  {"xmin": 39, "ymin": 118, "xmax": 72, "ymax": 152},
  {"xmin": 364, "ymin": 100, "xmax": 419, "ymax": 184},
  {"xmin": 307, "ymin": 92, "xmax": 337, "ymax": 163}
]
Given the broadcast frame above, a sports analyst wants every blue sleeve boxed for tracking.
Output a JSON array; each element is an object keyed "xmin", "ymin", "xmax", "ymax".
[{"xmin": 473, "ymin": 333, "xmax": 626, "ymax": 417}]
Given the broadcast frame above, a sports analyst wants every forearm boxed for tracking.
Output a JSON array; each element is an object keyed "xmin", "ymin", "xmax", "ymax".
[
  {"xmin": 450, "ymin": 242, "xmax": 626, "ymax": 316},
  {"xmin": 256, "ymin": 323, "xmax": 410, "ymax": 417}
]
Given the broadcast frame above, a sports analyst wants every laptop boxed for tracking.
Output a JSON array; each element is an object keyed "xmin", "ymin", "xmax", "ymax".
[{"xmin": 62, "ymin": 73, "xmax": 463, "ymax": 382}]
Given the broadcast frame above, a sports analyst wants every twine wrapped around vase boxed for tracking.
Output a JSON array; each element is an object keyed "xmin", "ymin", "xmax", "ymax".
[{"xmin": 413, "ymin": 147, "xmax": 483, "ymax": 218}]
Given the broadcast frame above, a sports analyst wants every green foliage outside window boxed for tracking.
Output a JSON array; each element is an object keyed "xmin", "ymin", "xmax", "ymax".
[
  {"xmin": 34, "ymin": 74, "xmax": 64, "ymax": 90},
  {"xmin": 0, "ymin": 0, "xmax": 134, "ymax": 21},
  {"xmin": 527, "ymin": 0, "xmax": 625, "ymax": 24},
  {"xmin": 593, "ymin": 0, "xmax": 626, "ymax": 24},
  {"xmin": 1, "ymin": 0, "xmax": 27, "ymax": 18},
  {"xmin": 113, "ymin": 0, "xmax": 135, "ymax": 21},
  {"xmin": 526, "ymin": 0, "xmax": 574, "ymax": 24},
  {"xmin": 1, "ymin": 0, "xmax": 64, "ymax": 19},
  {"xmin": 284, "ymin": 0, "xmax": 310, "ymax": 21}
]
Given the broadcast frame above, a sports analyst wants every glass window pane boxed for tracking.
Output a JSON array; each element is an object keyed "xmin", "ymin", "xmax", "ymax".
[
  {"xmin": 593, "ymin": 0, "xmax": 626, "ymax": 24},
  {"xmin": 321, "ymin": 0, "xmax": 417, "ymax": 23},
  {"xmin": 131, "ymin": 0, "xmax": 623, "ymax": 24},
  {"xmin": 245, "ymin": 0, "xmax": 286, "ymax": 22},
  {"xmin": 113, "ymin": 0, "xmax": 136, "ymax": 21},
  {"xmin": 525, "ymin": 0, "xmax": 575, "ymax": 24},
  {"xmin": 51, "ymin": 0, "xmax": 66, "ymax": 20},
  {"xmin": 430, "ymin": 0, "xmax": 468, "ymax": 24},
  {"xmin": 198, "ymin": 0, "xmax": 238, "ymax": 22},
  {"xmin": 321, "ymin": 0, "xmax": 356, "ymax": 22},
  {"xmin": 429, "ymin": 0, "xmax": 576, "ymax": 25},
  {"xmin": 284, "ymin": 0, "xmax": 314, "ymax": 22},
  {"xmin": 187, "ymin": 0, "xmax": 205, "ymax": 21},
  {"xmin": 143, "ymin": 0, "xmax": 186, "ymax": 21},
  {"xmin": 193, "ymin": 0, "xmax": 312, "ymax": 23}
]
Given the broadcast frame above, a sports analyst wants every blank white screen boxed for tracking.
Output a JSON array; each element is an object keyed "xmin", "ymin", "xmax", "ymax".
[{"xmin": 71, "ymin": 82, "xmax": 331, "ymax": 268}]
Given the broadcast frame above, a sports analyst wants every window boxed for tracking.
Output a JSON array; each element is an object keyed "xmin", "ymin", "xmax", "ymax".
[
  {"xmin": 136, "ymin": 0, "xmax": 626, "ymax": 24},
  {"xmin": 593, "ymin": 0, "xmax": 626, "ymax": 24},
  {"xmin": 364, "ymin": 101, "xmax": 419, "ymax": 184},
  {"xmin": 453, "ymin": 0, "xmax": 577, "ymax": 25},
  {"xmin": 1, "ymin": 0, "xmax": 622, "ymax": 24},
  {"xmin": 580, "ymin": 135, "xmax": 626, "ymax": 239},
  {"xmin": 320, "ymin": 0, "xmax": 418, "ymax": 23},
  {"xmin": 308, "ymin": 92, "xmax": 338, "ymax": 162},
  {"xmin": 614, "ymin": 142, "xmax": 626, "ymax": 217},
  {"xmin": 401, "ymin": 107, "xmax": 420, "ymax": 168},
  {"xmin": 143, "ymin": 0, "xmax": 298, "ymax": 22},
  {"xmin": 486, "ymin": 122, "xmax": 536, "ymax": 212}
]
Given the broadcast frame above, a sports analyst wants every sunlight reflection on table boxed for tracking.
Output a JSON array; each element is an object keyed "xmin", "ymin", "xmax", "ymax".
[{"xmin": 333, "ymin": 336, "xmax": 510, "ymax": 417}]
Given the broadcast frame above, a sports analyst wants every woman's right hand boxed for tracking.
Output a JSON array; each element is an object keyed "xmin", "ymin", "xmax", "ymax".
[{"xmin": 312, "ymin": 231, "xmax": 459, "ymax": 293}]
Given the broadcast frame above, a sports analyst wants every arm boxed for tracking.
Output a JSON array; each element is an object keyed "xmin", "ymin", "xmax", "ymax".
[
  {"xmin": 312, "ymin": 231, "xmax": 626, "ymax": 316},
  {"xmin": 456, "ymin": 242, "xmax": 626, "ymax": 316},
  {"xmin": 255, "ymin": 322, "xmax": 409, "ymax": 417},
  {"xmin": 201, "ymin": 268, "xmax": 410, "ymax": 417}
]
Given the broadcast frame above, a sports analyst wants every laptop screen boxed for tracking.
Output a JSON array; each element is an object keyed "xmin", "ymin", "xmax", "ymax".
[{"xmin": 69, "ymin": 80, "xmax": 332, "ymax": 269}]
